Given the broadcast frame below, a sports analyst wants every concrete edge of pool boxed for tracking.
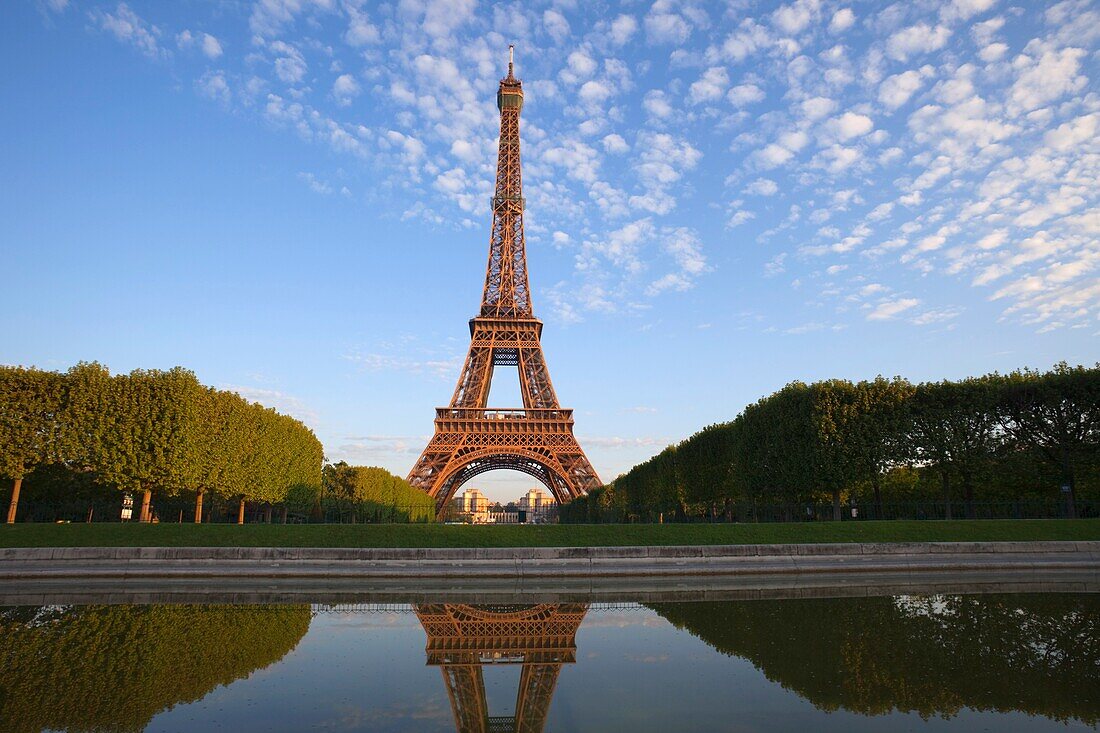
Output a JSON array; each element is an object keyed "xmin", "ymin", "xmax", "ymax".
[{"xmin": 0, "ymin": 541, "xmax": 1097, "ymax": 580}]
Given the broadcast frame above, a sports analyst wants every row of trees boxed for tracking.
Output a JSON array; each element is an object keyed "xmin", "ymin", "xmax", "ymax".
[
  {"xmin": 0, "ymin": 604, "xmax": 311, "ymax": 733},
  {"xmin": 321, "ymin": 462, "xmax": 436, "ymax": 522},
  {"xmin": 563, "ymin": 363, "xmax": 1099, "ymax": 522},
  {"xmin": 1, "ymin": 363, "xmax": 324, "ymax": 523},
  {"xmin": 650, "ymin": 594, "xmax": 1099, "ymax": 723}
]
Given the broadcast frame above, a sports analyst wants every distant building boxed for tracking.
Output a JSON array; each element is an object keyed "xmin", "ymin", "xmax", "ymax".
[
  {"xmin": 518, "ymin": 488, "xmax": 556, "ymax": 523},
  {"xmin": 452, "ymin": 487, "xmax": 558, "ymax": 524},
  {"xmin": 453, "ymin": 488, "xmax": 490, "ymax": 523}
]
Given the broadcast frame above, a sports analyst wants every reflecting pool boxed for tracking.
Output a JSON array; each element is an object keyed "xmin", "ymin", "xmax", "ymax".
[{"xmin": 1, "ymin": 593, "xmax": 1098, "ymax": 732}]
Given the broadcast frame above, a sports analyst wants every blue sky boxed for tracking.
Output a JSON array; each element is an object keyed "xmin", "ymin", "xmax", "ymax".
[{"xmin": 2, "ymin": 0, "xmax": 1097, "ymax": 501}]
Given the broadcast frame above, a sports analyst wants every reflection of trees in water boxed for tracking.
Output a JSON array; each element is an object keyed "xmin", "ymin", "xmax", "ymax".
[
  {"xmin": 0, "ymin": 604, "xmax": 311, "ymax": 733},
  {"xmin": 649, "ymin": 594, "xmax": 1100, "ymax": 724}
]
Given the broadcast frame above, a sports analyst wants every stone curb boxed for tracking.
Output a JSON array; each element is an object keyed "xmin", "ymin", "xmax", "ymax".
[{"xmin": 0, "ymin": 542, "xmax": 1096, "ymax": 579}]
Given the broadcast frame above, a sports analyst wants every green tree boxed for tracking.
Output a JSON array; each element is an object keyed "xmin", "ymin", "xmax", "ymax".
[
  {"xmin": 322, "ymin": 462, "xmax": 434, "ymax": 522},
  {"xmin": 909, "ymin": 379, "xmax": 1001, "ymax": 518},
  {"xmin": 848, "ymin": 377, "xmax": 915, "ymax": 517},
  {"xmin": 0, "ymin": 367, "xmax": 67, "ymax": 523},
  {"xmin": 76, "ymin": 368, "xmax": 205, "ymax": 521},
  {"xmin": 991, "ymin": 363, "xmax": 1100, "ymax": 518},
  {"xmin": 676, "ymin": 423, "xmax": 736, "ymax": 518}
]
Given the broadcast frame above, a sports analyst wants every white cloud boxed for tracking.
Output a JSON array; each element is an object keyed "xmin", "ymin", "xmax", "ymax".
[
  {"xmin": 879, "ymin": 70, "xmax": 925, "ymax": 109},
  {"xmin": 91, "ymin": 3, "xmax": 163, "ymax": 58},
  {"xmin": 333, "ymin": 73, "xmax": 360, "ymax": 104},
  {"xmin": 562, "ymin": 50, "xmax": 598, "ymax": 83},
  {"xmin": 778, "ymin": 130, "xmax": 809, "ymax": 151},
  {"xmin": 867, "ymin": 298, "xmax": 920, "ymax": 320},
  {"xmin": 643, "ymin": 89, "xmax": 673, "ymax": 119},
  {"xmin": 910, "ymin": 307, "xmax": 962, "ymax": 325},
  {"xmin": 433, "ymin": 166, "xmax": 466, "ymax": 194},
  {"xmin": 578, "ymin": 81, "xmax": 604, "ymax": 106},
  {"xmin": 886, "ymin": 23, "xmax": 951, "ymax": 61},
  {"xmin": 298, "ymin": 171, "xmax": 332, "ymax": 195},
  {"xmin": 753, "ymin": 143, "xmax": 796, "ymax": 169},
  {"xmin": 1044, "ymin": 113, "xmax": 1098, "ymax": 150},
  {"xmin": 727, "ymin": 83, "xmax": 765, "ymax": 106},
  {"xmin": 800, "ymin": 96, "xmax": 837, "ymax": 120},
  {"xmin": 633, "ymin": 132, "xmax": 701, "ymax": 195},
  {"xmin": 201, "ymin": 33, "xmax": 222, "ymax": 59},
  {"xmin": 345, "ymin": 7, "xmax": 380, "ymax": 45},
  {"xmin": 971, "ymin": 16, "xmax": 1004, "ymax": 46},
  {"xmin": 250, "ymin": 0, "xmax": 333, "ymax": 38},
  {"xmin": 976, "ymin": 229, "xmax": 1008, "ymax": 250},
  {"xmin": 270, "ymin": 41, "xmax": 307, "ymax": 84},
  {"xmin": 744, "ymin": 178, "xmax": 779, "ymax": 196},
  {"xmin": 979, "ymin": 42, "xmax": 1008, "ymax": 62},
  {"xmin": 610, "ymin": 14, "xmax": 639, "ymax": 45},
  {"xmin": 764, "ymin": 253, "xmax": 787, "ymax": 276},
  {"xmin": 197, "ymin": 70, "xmax": 230, "ymax": 103},
  {"xmin": 815, "ymin": 144, "xmax": 862, "ymax": 172},
  {"xmin": 544, "ymin": 9, "xmax": 570, "ymax": 44},
  {"xmin": 648, "ymin": 227, "xmax": 708, "ymax": 294},
  {"xmin": 941, "ymin": 0, "xmax": 998, "ymax": 24},
  {"xmin": 824, "ymin": 112, "xmax": 873, "ymax": 141},
  {"xmin": 828, "ymin": 8, "xmax": 855, "ymax": 33},
  {"xmin": 543, "ymin": 139, "xmax": 601, "ymax": 184},
  {"xmin": 397, "ymin": 0, "xmax": 477, "ymax": 41},
  {"xmin": 1007, "ymin": 42, "xmax": 1088, "ymax": 116},
  {"xmin": 689, "ymin": 66, "xmax": 729, "ymax": 104},
  {"xmin": 729, "ymin": 209, "xmax": 755, "ymax": 227},
  {"xmin": 645, "ymin": 1, "xmax": 693, "ymax": 44},
  {"xmin": 602, "ymin": 133, "xmax": 629, "ymax": 154},
  {"xmin": 718, "ymin": 18, "xmax": 772, "ymax": 62},
  {"xmin": 772, "ymin": 0, "xmax": 821, "ymax": 35}
]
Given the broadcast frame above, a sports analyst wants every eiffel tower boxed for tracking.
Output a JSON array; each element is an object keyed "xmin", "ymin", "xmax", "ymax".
[
  {"xmin": 414, "ymin": 603, "xmax": 589, "ymax": 733},
  {"xmin": 407, "ymin": 47, "xmax": 601, "ymax": 511}
]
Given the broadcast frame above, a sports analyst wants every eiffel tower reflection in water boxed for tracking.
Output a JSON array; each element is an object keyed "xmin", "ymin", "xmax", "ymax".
[{"xmin": 413, "ymin": 603, "xmax": 589, "ymax": 733}]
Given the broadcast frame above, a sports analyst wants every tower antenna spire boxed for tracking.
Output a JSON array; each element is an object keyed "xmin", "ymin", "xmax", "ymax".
[{"xmin": 508, "ymin": 44, "xmax": 515, "ymax": 79}]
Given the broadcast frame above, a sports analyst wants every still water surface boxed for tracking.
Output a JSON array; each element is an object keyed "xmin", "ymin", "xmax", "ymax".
[{"xmin": 1, "ymin": 593, "xmax": 1097, "ymax": 732}]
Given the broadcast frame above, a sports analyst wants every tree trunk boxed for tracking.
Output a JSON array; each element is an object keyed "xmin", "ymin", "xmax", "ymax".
[
  {"xmin": 281, "ymin": 506, "xmax": 288, "ymax": 524},
  {"xmin": 5, "ymin": 477, "xmax": 22, "ymax": 524},
  {"xmin": 871, "ymin": 473, "xmax": 883, "ymax": 519},
  {"xmin": 237, "ymin": 497, "xmax": 245, "ymax": 525},
  {"xmin": 941, "ymin": 471, "xmax": 952, "ymax": 521},
  {"xmin": 194, "ymin": 492, "xmax": 204, "ymax": 524},
  {"xmin": 832, "ymin": 488, "xmax": 842, "ymax": 521},
  {"xmin": 140, "ymin": 488, "xmax": 152, "ymax": 523},
  {"xmin": 1061, "ymin": 451, "xmax": 1078, "ymax": 519},
  {"xmin": 264, "ymin": 504, "xmax": 273, "ymax": 524}
]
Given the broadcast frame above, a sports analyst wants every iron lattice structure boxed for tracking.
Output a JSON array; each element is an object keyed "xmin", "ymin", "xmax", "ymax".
[
  {"xmin": 414, "ymin": 603, "xmax": 589, "ymax": 733},
  {"xmin": 407, "ymin": 49, "xmax": 601, "ymax": 511}
]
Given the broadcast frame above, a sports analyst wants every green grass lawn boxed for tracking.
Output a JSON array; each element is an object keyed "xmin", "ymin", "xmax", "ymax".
[{"xmin": 1, "ymin": 519, "xmax": 1098, "ymax": 548}]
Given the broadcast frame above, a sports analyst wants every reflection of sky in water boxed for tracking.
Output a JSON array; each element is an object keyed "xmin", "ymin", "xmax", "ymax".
[{"xmin": 125, "ymin": 601, "xmax": 1098, "ymax": 733}]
